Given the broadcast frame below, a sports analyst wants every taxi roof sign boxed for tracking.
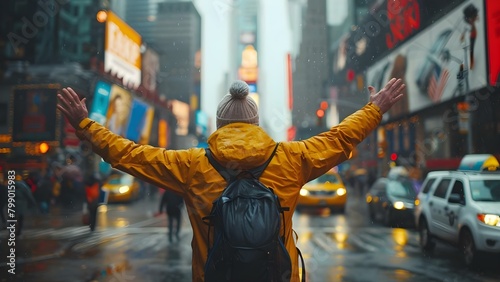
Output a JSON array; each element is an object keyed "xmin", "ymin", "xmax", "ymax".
[{"xmin": 458, "ymin": 154, "xmax": 500, "ymax": 171}]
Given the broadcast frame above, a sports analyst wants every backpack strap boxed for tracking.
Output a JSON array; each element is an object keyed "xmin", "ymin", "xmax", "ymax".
[
  {"xmin": 297, "ymin": 247, "xmax": 306, "ymax": 282},
  {"xmin": 205, "ymin": 148, "xmax": 237, "ymax": 182},
  {"xmin": 248, "ymin": 142, "xmax": 280, "ymax": 179},
  {"xmin": 205, "ymin": 143, "xmax": 280, "ymax": 182}
]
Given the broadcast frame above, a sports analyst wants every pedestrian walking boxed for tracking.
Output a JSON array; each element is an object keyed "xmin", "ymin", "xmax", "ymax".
[
  {"xmin": 157, "ymin": 190, "xmax": 184, "ymax": 242},
  {"xmin": 57, "ymin": 77, "xmax": 405, "ymax": 282},
  {"xmin": 84, "ymin": 173, "xmax": 102, "ymax": 231},
  {"xmin": 14, "ymin": 175, "xmax": 38, "ymax": 236},
  {"xmin": 34, "ymin": 170, "xmax": 54, "ymax": 214}
]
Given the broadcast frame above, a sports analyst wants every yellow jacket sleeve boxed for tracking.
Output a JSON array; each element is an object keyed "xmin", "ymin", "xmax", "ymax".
[
  {"xmin": 297, "ymin": 102, "xmax": 382, "ymax": 182},
  {"xmin": 76, "ymin": 118, "xmax": 191, "ymax": 194}
]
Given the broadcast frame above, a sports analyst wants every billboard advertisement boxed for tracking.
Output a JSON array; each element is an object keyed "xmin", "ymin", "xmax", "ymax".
[
  {"xmin": 11, "ymin": 85, "xmax": 60, "ymax": 142},
  {"xmin": 142, "ymin": 48, "xmax": 160, "ymax": 91},
  {"xmin": 105, "ymin": 11, "xmax": 142, "ymax": 89},
  {"xmin": 139, "ymin": 107, "xmax": 155, "ymax": 145},
  {"xmin": 337, "ymin": 0, "xmax": 466, "ymax": 75},
  {"xmin": 105, "ymin": 85, "xmax": 133, "ymax": 136},
  {"xmin": 366, "ymin": 0, "xmax": 486, "ymax": 119},
  {"xmin": 171, "ymin": 100, "xmax": 190, "ymax": 136},
  {"xmin": 89, "ymin": 81, "xmax": 112, "ymax": 125},
  {"xmin": 158, "ymin": 119, "xmax": 169, "ymax": 148},
  {"xmin": 486, "ymin": 0, "xmax": 500, "ymax": 86},
  {"xmin": 126, "ymin": 99, "xmax": 154, "ymax": 143}
]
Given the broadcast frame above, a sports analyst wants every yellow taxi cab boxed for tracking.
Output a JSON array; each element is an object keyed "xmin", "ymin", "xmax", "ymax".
[
  {"xmin": 102, "ymin": 171, "xmax": 141, "ymax": 203},
  {"xmin": 297, "ymin": 169, "xmax": 347, "ymax": 213}
]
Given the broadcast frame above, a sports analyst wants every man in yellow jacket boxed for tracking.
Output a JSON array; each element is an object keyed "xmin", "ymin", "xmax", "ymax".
[{"xmin": 57, "ymin": 78, "xmax": 405, "ymax": 282}]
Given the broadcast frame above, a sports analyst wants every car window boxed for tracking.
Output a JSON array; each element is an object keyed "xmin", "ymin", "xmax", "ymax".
[
  {"xmin": 421, "ymin": 178, "xmax": 436, "ymax": 194},
  {"xmin": 108, "ymin": 177, "xmax": 121, "ymax": 184},
  {"xmin": 450, "ymin": 180, "xmax": 465, "ymax": 204},
  {"xmin": 470, "ymin": 180, "xmax": 500, "ymax": 201},
  {"xmin": 387, "ymin": 180, "xmax": 416, "ymax": 198},
  {"xmin": 433, "ymin": 179, "xmax": 451, "ymax": 198},
  {"xmin": 107, "ymin": 174, "xmax": 134, "ymax": 185}
]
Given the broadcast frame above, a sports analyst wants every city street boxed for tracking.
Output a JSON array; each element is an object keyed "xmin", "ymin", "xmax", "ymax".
[{"xmin": 1, "ymin": 191, "xmax": 499, "ymax": 282}]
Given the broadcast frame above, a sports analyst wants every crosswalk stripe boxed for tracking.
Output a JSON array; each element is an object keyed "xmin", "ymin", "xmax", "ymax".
[{"xmin": 347, "ymin": 234, "xmax": 379, "ymax": 252}]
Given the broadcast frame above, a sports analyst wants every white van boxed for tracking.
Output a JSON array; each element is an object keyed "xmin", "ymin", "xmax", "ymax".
[{"xmin": 414, "ymin": 154, "xmax": 500, "ymax": 267}]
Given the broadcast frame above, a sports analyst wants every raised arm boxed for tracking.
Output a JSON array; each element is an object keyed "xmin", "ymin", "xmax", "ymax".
[
  {"xmin": 299, "ymin": 78, "xmax": 405, "ymax": 181},
  {"xmin": 57, "ymin": 88, "xmax": 190, "ymax": 194}
]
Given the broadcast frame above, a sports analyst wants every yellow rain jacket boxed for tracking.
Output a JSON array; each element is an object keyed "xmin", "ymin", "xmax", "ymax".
[{"xmin": 76, "ymin": 102, "xmax": 382, "ymax": 282}]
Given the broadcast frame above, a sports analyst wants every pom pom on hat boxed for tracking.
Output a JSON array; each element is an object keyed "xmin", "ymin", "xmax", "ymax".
[{"xmin": 216, "ymin": 80, "xmax": 259, "ymax": 129}]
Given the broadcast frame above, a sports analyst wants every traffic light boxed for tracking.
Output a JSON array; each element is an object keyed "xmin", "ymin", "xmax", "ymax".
[
  {"xmin": 320, "ymin": 101, "xmax": 328, "ymax": 110},
  {"xmin": 390, "ymin": 153, "xmax": 398, "ymax": 161},
  {"xmin": 316, "ymin": 100, "xmax": 328, "ymax": 127},
  {"xmin": 39, "ymin": 142, "xmax": 50, "ymax": 154},
  {"xmin": 390, "ymin": 153, "xmax": 398, "ymax": 167},
  {"xmin": 316, "ymin": 109, "xmax": 325, "ymax": 126}
]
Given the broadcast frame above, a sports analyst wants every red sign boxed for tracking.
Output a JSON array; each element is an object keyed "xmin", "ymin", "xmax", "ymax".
[
  {"xmin": 12, "ymin": 86, "xmax": 59, "ymax": 142},
  {"xmin": 23, "ymin": 115, "xmax": 46, "ymax": 133},
  {"xmin": 386, "ymin": 0, "xmax": 421, "ymax": 49},
  {"xmin": 486, "ymin": 0, "xmax": 500, "ymax": 85},
  {"xmin": 63, "ymin": 117, "xmax": 80, "ymax": 148}
]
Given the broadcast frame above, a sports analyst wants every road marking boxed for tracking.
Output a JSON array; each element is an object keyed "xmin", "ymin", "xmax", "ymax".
[{"xmin": 347, "ymin": 234, "xmax": 379, "ymax": 252}]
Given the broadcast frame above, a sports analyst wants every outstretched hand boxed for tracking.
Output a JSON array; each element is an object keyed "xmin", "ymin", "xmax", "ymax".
[
  {"xmin": 368, "ymin": 78, "xmax": 406, "ymax": 114},
  {"xmin": 57, "ymin": 87, "xmax": 89, "ymax": 129}
]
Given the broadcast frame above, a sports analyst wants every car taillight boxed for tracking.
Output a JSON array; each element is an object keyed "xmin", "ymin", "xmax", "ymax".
[{"xmin": 477, "ymin": 214, "xmax": 500, "ymax": 227}]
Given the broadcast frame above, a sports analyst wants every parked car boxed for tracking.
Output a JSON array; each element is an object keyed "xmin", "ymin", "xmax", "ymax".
[
  {"xmin": 101, "ymin": 171, "xmax": 142, "ymax": 203},
  {"xmin": 297, "ymin": 170, "xmax": 347, "ymax": 213},
  {"xmin": 366, "ymin": 177, "xmax": 417, "ymax": 227},
  {"xmin": 414, "ymin": 154, "xmax": 500, "ymax": 267}
]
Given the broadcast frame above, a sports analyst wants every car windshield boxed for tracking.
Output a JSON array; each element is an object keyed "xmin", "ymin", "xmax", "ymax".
[
  {"xmin": 387, "ymin": 180, "xmax": 416, "ymax": 199},
  {"xmin": 107, "ymin": 174, "xmax": 134, "ymax": 186},
  {"xmin": 469, "ymin": 180, "xmax": 500, "ymax": 202},
  {"xmin": 308, "ymin": 173, "xmax": 340, "ymax": 184}
]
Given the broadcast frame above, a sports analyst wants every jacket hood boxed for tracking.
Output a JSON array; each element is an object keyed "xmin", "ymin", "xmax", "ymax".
[{"xmin": 207, "ymin": 123, "xmax": 277, "ymax": 170}]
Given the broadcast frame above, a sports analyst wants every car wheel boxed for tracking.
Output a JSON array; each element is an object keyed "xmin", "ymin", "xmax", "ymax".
[
  {"xmin": 460, "ymin": 229, "xmax": 479, "ymax": 267},
  {"xmin": 419, "ymin": 218, "xmax": 435, "ymax": 252}
]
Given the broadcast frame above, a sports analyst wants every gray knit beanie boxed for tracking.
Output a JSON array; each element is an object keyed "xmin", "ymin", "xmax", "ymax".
[{"xmin": 216, "ymin": 80, "xmax": 259, "ymax": 129}]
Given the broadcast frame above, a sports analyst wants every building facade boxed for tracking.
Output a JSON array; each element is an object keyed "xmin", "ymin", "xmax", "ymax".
[{"xmin": 329, "ymin": 0, "xmax": 500, "ymax": 177}]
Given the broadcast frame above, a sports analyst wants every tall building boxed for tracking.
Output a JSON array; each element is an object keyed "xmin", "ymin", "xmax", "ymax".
[
  {"xmin": 123, "ymin": 0, "xmax": 166, "ymax": 45},
  {"xmin": 228, "ymin": 0, "xmax": 259, "ymax": 83},
  {"xmin": 154, "ymin": 1, "xmax": 201, "ymax": 104},
  {"xmin": 291, "ymin": 0, "xmax": 329, "ymax": 138}
]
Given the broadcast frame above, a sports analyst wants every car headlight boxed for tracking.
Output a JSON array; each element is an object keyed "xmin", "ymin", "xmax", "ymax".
[
  {"xmin": 477, "ymin": 214, "xmax": 500, "ymax": 227},
  {"xmin": 299, "ymin": 189, "xmax": 310, "ymax": 196},
  {"xmin": 366, "ymin": 195, "xmax": 373, "ymax": 203},
  {"xmin": 118, "ymin": 185, "xmax": 130, "ymax": 194},
  {"xmin": 336, "ymin": 187, "xmax": 346, "ymax": 196},
  {"xmin": 393, "ymin": 201, "xmax": 405, "ymax": 210}
]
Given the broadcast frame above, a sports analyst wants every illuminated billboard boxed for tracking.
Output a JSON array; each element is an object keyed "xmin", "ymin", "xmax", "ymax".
[
  {"xmin": 366, "ymin": 0, "xmax": 486, "ymax": 119},
  {"xmin": 105, "ymin": 85, "xmax": 133, "ymax": 136},
  {"xmin": 105, "ymin": 11, "xmax": 142, "ymax": 89},
  {"xmin": 89, "ymin": 81, "xmax": 112, "ymax": 125},
  {"xmin": 11, "ymin": 85, "xmax": 60, "ymax": 142},
  {"xmin": 486, "ymin": 0, "xmax": 500, "ymax": 86},
  {"xmin": 126, "ymin": 99, "xmax": 154, "ymax": 143}
]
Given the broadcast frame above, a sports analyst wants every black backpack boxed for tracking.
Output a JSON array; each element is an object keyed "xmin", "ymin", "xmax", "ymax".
[{"xmin": 203, "ymin": 144, "xmax": 305, "ymax": 282}]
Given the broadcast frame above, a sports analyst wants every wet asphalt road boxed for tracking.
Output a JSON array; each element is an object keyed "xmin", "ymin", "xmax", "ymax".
[{"xmin": 1, "ymin": 192, "xmax": 499, "ymax": 282}]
